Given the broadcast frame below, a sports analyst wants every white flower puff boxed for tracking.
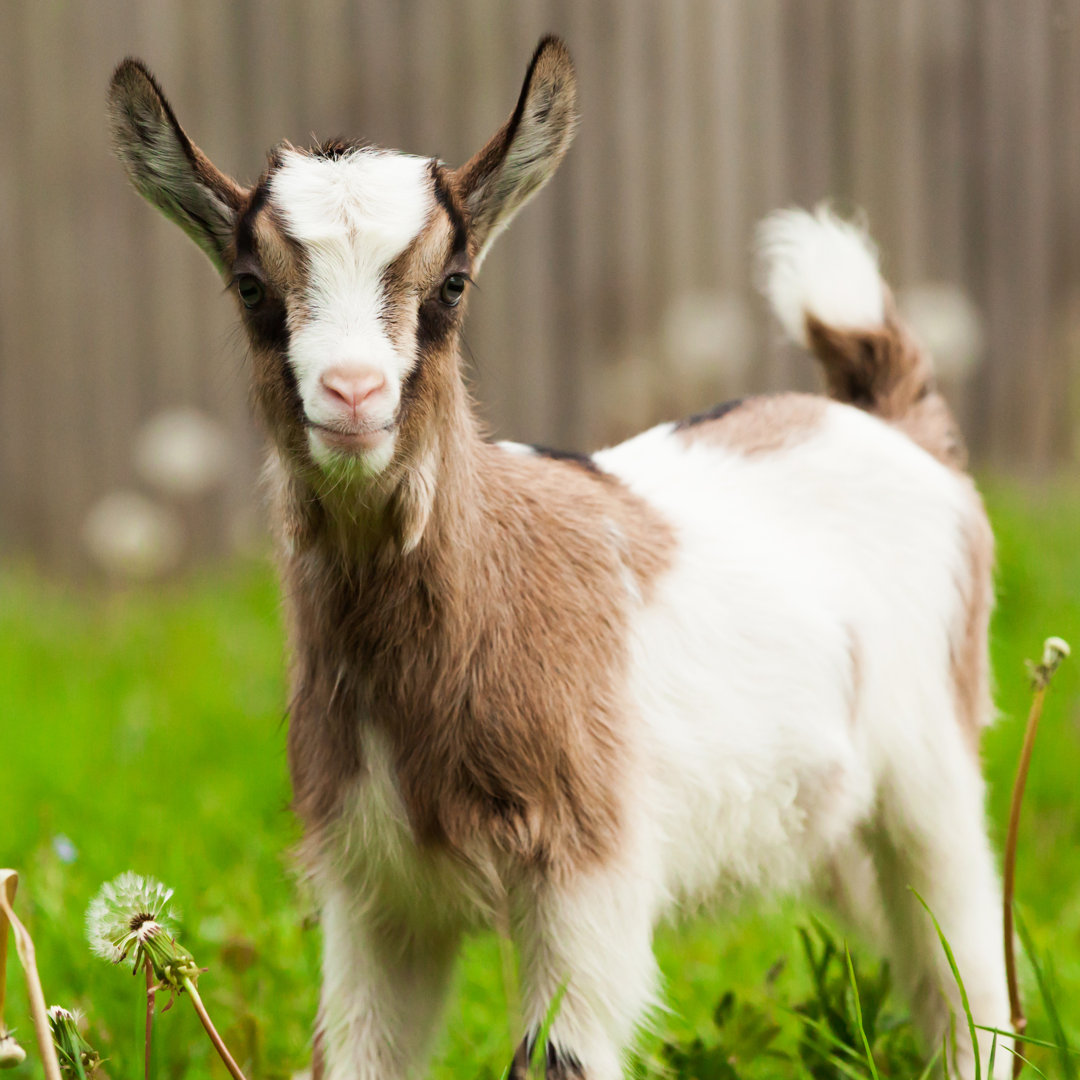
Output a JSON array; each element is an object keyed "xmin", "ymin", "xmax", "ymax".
[{"xmin": 85, "ymin": 871, "xmax": 180, "ymax": 964}]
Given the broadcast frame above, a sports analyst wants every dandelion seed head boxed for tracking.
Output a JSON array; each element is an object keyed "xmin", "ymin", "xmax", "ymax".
[
  {"xmin": 1045, "ymin": 636, "xmax": 1071, "ymax": 662},
  {"xmin": 86, "ymin": 871, "xmax": 179, "ymax": 965},
  {"xmin": 0, "ymin": 1029, "xmax": 26, "ymax": 1067}
]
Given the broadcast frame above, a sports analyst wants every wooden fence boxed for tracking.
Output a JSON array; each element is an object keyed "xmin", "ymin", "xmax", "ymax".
[{"xmin": 2, "ymin": 1, "xmax": 1079, "ymax": 571}]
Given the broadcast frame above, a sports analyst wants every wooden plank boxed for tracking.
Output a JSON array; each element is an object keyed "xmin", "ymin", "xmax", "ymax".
[
  {"xmin": 0, "ymin": 1, "xmax": 33, "ymax": 551},
  {"xmin": 893, "ymin": 0, "xmax": 926, "ymax": 282},
  {"xmin": 1050, "ymin": 0, "xmax": 1080, "ymax": 463},
  {"xmin": 1015, "ymin": 0, "xmax": 1054, "ymax": 468},
  {"xmin": 979, "ymin": 1, "xmax": 1029, "ymax": 468},
  {"xmin": 703, "ymin": 0, "xmax": 746, "ymax": 290},
  {"xmin": 22, "ymin": 0, "xmax": 83, "ymax": 566}
]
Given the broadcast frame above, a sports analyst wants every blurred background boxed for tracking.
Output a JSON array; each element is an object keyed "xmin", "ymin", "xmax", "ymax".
[
  {"xmin": 4, "ymin": 7, "xmax": 1080, "ymax": 1078},
  {"xmin": 2, "ymin": 0, "xmax": 1080, "ymax": 575}
]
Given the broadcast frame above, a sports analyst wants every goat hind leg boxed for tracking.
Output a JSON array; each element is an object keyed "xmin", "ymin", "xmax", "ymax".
[{"xmin": 872, "ymin": 740, "xmax": 1011, "ymax": 1079}]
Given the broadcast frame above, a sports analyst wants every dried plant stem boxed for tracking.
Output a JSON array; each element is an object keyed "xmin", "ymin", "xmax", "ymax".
[
  {"xmin": 0, "ymin": 876, "xmax": 9, "ymax": 1029},
  {"xmin": 1003, "ymin": 683, "xmax": 1042, "ymax": 1078},
  {"xmin": 181, "ymin": 976, "xmax": 248, "ymax": 1080},
  {"xmin": 1002, "ymin": 638, "xmax": 1070, "ymax": 1080},
  {"xmin": 0, "ymin": 870, "xmax": 63, "ymax": 1080}
]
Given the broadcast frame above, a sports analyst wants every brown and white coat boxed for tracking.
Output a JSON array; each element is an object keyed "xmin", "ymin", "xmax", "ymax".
[{"xmin": 108, "ymin": 39, "xmax": 1007, "ymax": 1080}]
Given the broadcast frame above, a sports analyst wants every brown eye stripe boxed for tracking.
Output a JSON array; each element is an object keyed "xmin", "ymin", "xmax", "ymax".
[
  {"xmin": 235, "ymin": 180, "xmax": 271, "ymax": 261},
  {"xmin": 429, "ymin": 161, "xmax": 468, "ymax": 256}
]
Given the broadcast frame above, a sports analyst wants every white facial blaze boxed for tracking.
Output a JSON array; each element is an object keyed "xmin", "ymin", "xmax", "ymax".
[{"xmin": 270, "ymin": 148, "xmax": 434, "ymax": 471}]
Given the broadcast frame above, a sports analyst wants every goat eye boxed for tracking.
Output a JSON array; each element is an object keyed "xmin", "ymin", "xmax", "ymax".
[
  {"xmin": 439, "ymin": 274, "xmax": 466, "ymax": 307},
  {"xmin": 236, "ymin": 274, "xmax": 264, "ymax": 308}
]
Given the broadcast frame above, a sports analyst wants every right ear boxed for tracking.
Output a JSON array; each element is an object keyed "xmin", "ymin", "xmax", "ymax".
[
  {"xmin": 107, "ymin": 59, "xmax": 246, "ymax": 277},
  {"xmin": 454, "ymin": 36, "xmax": 578, "ymax": 269}
]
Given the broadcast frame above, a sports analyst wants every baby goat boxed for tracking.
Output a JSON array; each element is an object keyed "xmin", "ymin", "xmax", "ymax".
[{"xmin": 108, "ymin": 36, "xmax": 1008, "ymax": 1080}]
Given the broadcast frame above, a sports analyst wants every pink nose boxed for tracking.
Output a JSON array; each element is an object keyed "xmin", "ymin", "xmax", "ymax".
[{"xmin": 319, "ymin": 366, "xmax": 387, "ymax": 415}]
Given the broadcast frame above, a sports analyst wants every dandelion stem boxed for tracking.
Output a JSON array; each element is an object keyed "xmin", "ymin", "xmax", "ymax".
[
  {"xmin": 181, "ymin": 975, "xmax": 248, "ymax": 1080},
  {"xmin": 1003, "ymin": 684, "xmax": 1042, "ymax": 1077},
  {"xmin": 1003, "ymin": 637, "xmax": 1070, "ymax": 1080},
  {"xmin": 145, "ymin": 960, "xmax": 155, "ymax": 1080},
  {"xmin": 0, "ymin": 870, "xmax": 63, "ymax": 1080}
]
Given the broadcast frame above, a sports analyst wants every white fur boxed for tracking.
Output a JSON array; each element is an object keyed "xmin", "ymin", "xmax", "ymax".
[
  {"xmin": 538, "ymin": 406, "xmax": 1007, "ymax": 1079},
  {"xmin": 758, "ymin": 206, "xmax": 886, "ymax": 347},
  {"xmin": 495, "ymin": 439, "xmax": 538, "ymax": 457},
  {"xmin": 270, "ymin": 149, "xmax": 433, "ymax": 470},
  {"xmin": 318, "ymin": 401, "xmax": 1007, "ymax": 1080},
  {"xmin": 318, "ymin": 728, "xmax": 488, "ymax": 1080}
]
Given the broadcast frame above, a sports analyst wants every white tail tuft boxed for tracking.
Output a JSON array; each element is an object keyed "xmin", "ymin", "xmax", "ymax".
[{"xmin": 757, "ymin": 206, "xmax": 886, "ymax": 347}]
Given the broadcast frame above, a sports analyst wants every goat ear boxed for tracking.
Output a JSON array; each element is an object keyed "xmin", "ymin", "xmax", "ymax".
[
  {"xmin": 455, "ymin": 36, "xmax": 578, "ymax": 267},
  {"xmin": 108, "ymin": 59, "xmax": 245, "ymax": 276}
]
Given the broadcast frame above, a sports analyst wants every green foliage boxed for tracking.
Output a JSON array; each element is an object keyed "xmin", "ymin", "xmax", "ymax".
[
  {"xmin": 1015, "ymin": 908, "xmax": 1077, "ymax": 1080},
  {"xmin": 1, "ymin": 479, "xmax": 1079, "ymax": 1078},
  {"xmin": 791, "ymin": 922, "xmax": 922, "ymax": 1079}
]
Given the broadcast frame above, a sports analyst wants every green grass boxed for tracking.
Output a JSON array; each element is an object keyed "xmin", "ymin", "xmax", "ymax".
[{"xmin": 2, "ymin": 476, "xmax": 1079, "ymax": 1079}]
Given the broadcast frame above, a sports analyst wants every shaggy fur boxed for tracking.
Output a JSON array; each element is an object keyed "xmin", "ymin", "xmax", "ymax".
[{"xmin": 108, "ymin": 43, "xmax": 1008, "ymax": 1080}]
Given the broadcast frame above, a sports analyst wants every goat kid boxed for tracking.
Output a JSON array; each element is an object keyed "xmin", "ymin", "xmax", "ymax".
[{"xmin": 109, "ymin": 36, "xmax": 1008, "ymax": 1080}]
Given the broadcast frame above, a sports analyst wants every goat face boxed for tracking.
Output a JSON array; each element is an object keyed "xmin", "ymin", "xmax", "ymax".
[{"xmin": 107, "ymin": 39, "xmax": 578, "ymax": 487}]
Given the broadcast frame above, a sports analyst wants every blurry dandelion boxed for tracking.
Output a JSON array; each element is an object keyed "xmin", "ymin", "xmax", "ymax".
[
  {"xmin": 82, "ymin": 491, "xmax": 184, "ymax": 580},
  {"xmin": 0, "ymin": 1027, "xmax": 26, "ymax": 1068},
  {"xmin": 134, "ymin": 408, "xmax": 233, "ymax": 499},
  {"xmin": 897, "ymin": 283, "xmax": 983, "ymax": 382}
]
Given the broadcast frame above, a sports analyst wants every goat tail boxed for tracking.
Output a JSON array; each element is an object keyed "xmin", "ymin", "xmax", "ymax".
[{"xmin": 757, "ymin": 205, "xmax": 966, "ymax": 468}]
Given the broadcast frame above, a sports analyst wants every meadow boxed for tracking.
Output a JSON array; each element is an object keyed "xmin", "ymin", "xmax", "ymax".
[{"xmin": 2, "ymin": 477, "xmax": 1079, "ymax": 1079}]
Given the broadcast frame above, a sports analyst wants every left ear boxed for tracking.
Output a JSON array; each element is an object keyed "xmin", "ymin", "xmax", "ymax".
[
  {"xmin": 108, "ymin": 58, "xmax": 247, "ymax": 277},
  {"xmin": 454, "ymin": 36, "xmax": 578, "ymax": 268}
]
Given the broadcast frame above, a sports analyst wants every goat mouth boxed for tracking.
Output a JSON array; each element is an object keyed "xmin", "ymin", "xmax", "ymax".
[{"xmin": 306, "ymin": 421, "xmax": 395, "ymax": 455}]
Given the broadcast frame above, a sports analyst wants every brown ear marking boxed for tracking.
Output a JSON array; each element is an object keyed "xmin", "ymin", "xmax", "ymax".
[
  {"xmin": 108, "ymin": 58, "xmax": 246, "ymax": 273},
  {"xmin": 454, "ymin": 36, "xmax": 578, "ymax": 262}
]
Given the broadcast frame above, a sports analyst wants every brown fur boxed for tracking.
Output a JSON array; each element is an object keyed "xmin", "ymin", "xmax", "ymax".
[
  {"xmin": 311, "ymin": 1025, "xmax": 325, "ymax": 1080},
  {"xmin": 677, "ymin": 393, "xmax": 828, "ymax": 455},
  {"xmin": 804, "ymin": 303, "xmax": 967, "ymax": 468},
  {"xmin": 226, "ymin": 120, "xmax": 677, "ymax": 880},
  {"xmin": 279, "ymin": 401, "xmax": 674, "ymax": 876}
]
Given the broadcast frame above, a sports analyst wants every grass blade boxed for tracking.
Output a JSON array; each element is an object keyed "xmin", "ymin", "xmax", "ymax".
[
  {"xmin": 780, "ymin": 1003, "xmax": 866, "ymax": 1064},
  {"xmin": 916, "ymin": 1045, "xmax": 943, "ymax": 1080},
  {"xmin": 911, "ymin": 888, "xmax": 981, "ymax": 1080},
  {"xmin": 1014, "ymin": 908, "xmax": 1076, "ymax": 1080},
  {"xmin": 528, "ymin": 982, "xmax": 568, "ymax": 1077},
  {"xmin": 1001, "ymin": 1044, "xmax": 1049, "ymax": 1079},
  {"xmin": 844, "ymin": 944, "xmax": 879, "ymax": 1080},
  {"xmin": 976, "ymin": 1025, "xmax": 1080, "ymax": 1056}
]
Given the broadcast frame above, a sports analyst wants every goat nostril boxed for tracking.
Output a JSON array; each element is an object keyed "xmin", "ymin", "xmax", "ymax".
[{"xmin": 320, "ymin": 368, "xmax": 386, "ymax": 413}]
